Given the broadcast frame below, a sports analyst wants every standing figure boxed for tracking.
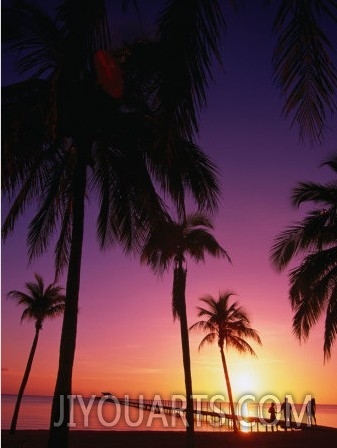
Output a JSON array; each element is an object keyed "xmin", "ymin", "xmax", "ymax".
[
  {"xmin": 307, "ymin": 398, "xmax": 317, "ymax": 426},
  {"xmin": 268, "ymin": 402, "xmax": 277, "ymax": 424},
  {"xmin": 281, "ymin": 397, "xmax": 292, "ymax": 429},
  {"xmin": 311, "ymin": 398, "xmax": 317, "ymax": 426}
]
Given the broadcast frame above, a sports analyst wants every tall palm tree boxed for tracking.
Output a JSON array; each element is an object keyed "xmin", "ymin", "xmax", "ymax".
[
  {"xmin": 270, "ymin": 155, "xmax": 337, "ymax": 360},
  {"xmin": 141, "ymin": 213, "xmax": 230, "ymax": 447},
  {"xmin": 2, "ymin": 2, "xmax": 226, "ymax": 447},
  {"xmin": 189, "ymin": 292, "xmax": 262, "ymax": 432},
  {"xmin": 7, "ymin": 273, "xmax": 65, "ymax": 435}
]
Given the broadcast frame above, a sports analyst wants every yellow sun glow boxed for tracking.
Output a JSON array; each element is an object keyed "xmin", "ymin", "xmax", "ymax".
[{"xmin": 231, "ymin": 372, "xmax": 258, "ymax": 399}]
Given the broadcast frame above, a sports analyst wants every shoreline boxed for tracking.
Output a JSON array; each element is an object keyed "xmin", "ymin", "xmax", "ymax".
[{"xmin": 2, "ymin": 428, "xmax": 337, "ymax": 448}]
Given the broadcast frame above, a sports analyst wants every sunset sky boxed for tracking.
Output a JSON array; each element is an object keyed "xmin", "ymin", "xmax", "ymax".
[{"xmin": 2, "ymin": 1, "xmax": 337, "ymax": 406}]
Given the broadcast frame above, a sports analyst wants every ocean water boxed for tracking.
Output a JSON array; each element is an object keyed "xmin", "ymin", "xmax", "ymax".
[
  {"xmin": 1, "ymin": 395, "xmax": 219, "ymax": 432},
  {"xmin": 1, "ymin": 394, "xmax": 336, "ymax": 432}
]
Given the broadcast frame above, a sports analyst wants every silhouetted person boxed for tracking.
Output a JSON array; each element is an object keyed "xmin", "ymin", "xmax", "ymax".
[
  {"xmin": 311, "ymin": 398, "xmax": 317, "ymax": 425},
  {"xmin": 268, "ymin": 402, "xmax": 277, "ymax": 423},
  {"xmin": 281, "ymin": 397, "xmax": 292, "ymax": 429},
  {"xmin": 306, "ymin": 398, "xmax": 317, "ymax": 426}
]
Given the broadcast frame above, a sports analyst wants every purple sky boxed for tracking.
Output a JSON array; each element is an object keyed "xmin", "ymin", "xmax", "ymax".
[{"xmin": 2, "ymin": 1, "xmax": 337, "ymax": 402}]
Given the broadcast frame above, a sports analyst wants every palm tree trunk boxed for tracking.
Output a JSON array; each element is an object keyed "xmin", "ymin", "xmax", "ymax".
[
  {"xmin": 48, "ymin": 152, "xmax": 87, "ymax": 448},
  {"xmin": 173, "ymin": 266, "xmax": 194, "ymax": 448},
  {"xmin": 220, "ymin": 347, "xmax": 238, "ymax": 432},
  {"xmin": 10, "ymin": 327, "xmax": 40, "ymax": 434},
  {"xmin": 179, "ymin": 298, "xmax": 195, "ymax": 448}
]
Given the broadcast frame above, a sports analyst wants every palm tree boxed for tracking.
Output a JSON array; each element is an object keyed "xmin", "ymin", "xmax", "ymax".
[
  {"xmin": 2, "ymin": 2, "xmax": 226, "ymax": 447},
  {"xmin": 7, "ymin": 273, "xmax": 65, "ymax": 435},
  {"xmin": 5, "ymin": 1, "xmax": 335, "ymax": 445},
  {"xmin": 141, "ymin": 212, "xmax": 230, "ymax": 447},
  {"xmin": 270, "ymin": 155, "xmax": 337, "ymax": 360},
  {"xmin": 189, "ymin": 292, "xmax": 262, "ymax": 432}
]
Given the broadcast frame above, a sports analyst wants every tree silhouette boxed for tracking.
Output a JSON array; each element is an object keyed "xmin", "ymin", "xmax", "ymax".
[
  {"xmin": 2, "ymin": 2, "xmax": 225, "ymax": 446},
  {"xmin": 190, "ymin": 291, "xmax": 262, "ymax": 432},
  {"xmin": 141, "ymin": 213, "xmax": 230, "ymax": 447},
  {"xmin": 271, "ymin": 0, "xmax": 337, "ymax": 145},
  {"xmin": 271, "ymin": 155, "xmax": 337, "ymax": 360},
  {"xmin": 7, "ymin": 273, "xmax": 65, "ymax": 434}
]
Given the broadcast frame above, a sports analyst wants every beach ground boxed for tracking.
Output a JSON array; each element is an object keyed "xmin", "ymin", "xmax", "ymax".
[{"xmin": 2, "ymin": 428, "xmax": 337, "ymax": 448}]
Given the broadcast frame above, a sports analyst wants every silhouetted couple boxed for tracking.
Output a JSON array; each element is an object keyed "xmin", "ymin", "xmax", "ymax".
[{"xmin": 267, "ymin": 400, "xmax": 290, "ymax": 426}]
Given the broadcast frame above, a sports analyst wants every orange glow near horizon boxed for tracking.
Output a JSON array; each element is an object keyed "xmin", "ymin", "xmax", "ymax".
[
  {"xmin": 2, "ymin": 251, "xmax": 337, "ymax": 405},
  {"xmin": 2, "ymin": 256, "xmax": 337, "ymax": 405}
]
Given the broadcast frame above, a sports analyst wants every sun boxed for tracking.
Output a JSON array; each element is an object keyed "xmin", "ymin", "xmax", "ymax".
[{"xmin": 232, "ymin": 372, "xmax": 258, "ymax": 398}]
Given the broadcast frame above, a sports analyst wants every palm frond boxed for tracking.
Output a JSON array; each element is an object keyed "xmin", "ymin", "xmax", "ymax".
[
  {"xmin": 226, "ymin": 334, "xmax": 258, "ymax": 356},
  {"xmin": 7, "ymin": 273, "xmax": 65, "ymax": 326},
  {"xmin": 198, "ymin": 332, "xmax": 218, "ymax": 351},
  {"xmin": 27, "ymin": 149, "xmax": 72, "ymax": 262},
  {"xmin": 292, "ymin": 295, "xmax": 322, "ymax": 341},
  {"xmin": 324, "ymin": 288, "xmax": 337, "ymax": 360},
  {"xmin": 272, "ymin": 0, "xmax": 337, "ymax": 145},
  {"xmin": 185, "ymin": 228, "xmax": 231, "ymax": 263},
  {"xmin": 156, "ymin": 0, "xmax": 227, "ymax": 140},
  {"xmin": 270, "ymin": 210, "xmax": 335, "ymax": 270},
  {"xmin": 289, "ymin": 250, "xmax": 337, "ymax": 349},
  {"xmin": 7, "ymin": 291, "xmax": 34, "ymax": 307},
  {"xmin": 140, "ymin": 220, "xmax": 177, "ymax": 274},
  {"xmin": 141, "ymin": 213, "xmax": 230, "ymax": 275},
  {"xmin": 190, "ymin": 292, "xmax": 261, "ymax": 355},
  {"xmin": 20, "ymin": 308, "xmax": 37, "ymax": 323},
  {"xmin": 145, "ymin": 137, "xmax": 220, "ymax": 217},
  {"xmin": 44, "ymin": 303, "xmax": 66, "ymax": 319},
  {"xmin": 291, "ymin": 182, "xmax": 337, "ymax": 207},
  {"xmin": 104, "ymin": 143, "xmax": 167, "ymax": 254},
  {"xmin": 189, "ymin": 319, "xmax": 216, "ymax": 334},
  {"xmin": 56, "ymin": 0, "xmax": 112, "ymax": 53},
  {"xmin": 54, "ymin": 202, "xmax": 72, "ymax": 281},
  {"xmin": 272, "ymin": 154, "xmax": 337, "ymax": 359},
  {"xmin": 289, "ymin": 247, "xmax": 337, "ymax": 303},
  {"xmin": 321, "ymin": 153, "xmax": 337, "ymax": 173},
  {"xmin": 195, "ymin": 296, "xmax": 219, "ymax": 319},
  {"xmin": 1, "ymin": 80, "xmax": 51, "ymax": 199},
  {"xmin": 2, "ymin": 0, "xmax": 61, "ymax": 78}
]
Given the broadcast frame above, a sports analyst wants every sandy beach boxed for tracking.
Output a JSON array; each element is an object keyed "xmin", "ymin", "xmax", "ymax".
[{"xmin": 2, "ymin": 428, "xmax": 337, "ymax": 448}]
